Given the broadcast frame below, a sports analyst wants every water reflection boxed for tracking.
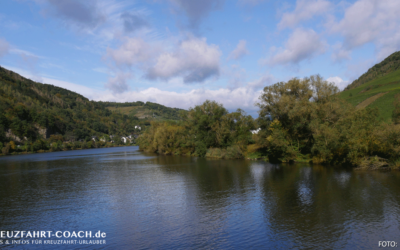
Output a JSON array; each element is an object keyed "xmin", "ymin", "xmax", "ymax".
[{"xmin": 0, "ymin": 147, "xmax": 399, "ymax": 249}]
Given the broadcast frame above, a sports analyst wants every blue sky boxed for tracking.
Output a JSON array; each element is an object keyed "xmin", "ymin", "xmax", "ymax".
[{"xmin": 1, "ymin": 0, "xmax": 400, "ymax": 115}]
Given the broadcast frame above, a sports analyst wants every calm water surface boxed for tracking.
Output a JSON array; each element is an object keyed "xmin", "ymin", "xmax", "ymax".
[{"xmin": 0, "ymin": 146, "xmax": 400, "ymax": 249}]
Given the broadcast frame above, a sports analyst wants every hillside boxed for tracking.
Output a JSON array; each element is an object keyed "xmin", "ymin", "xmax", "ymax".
[
  {"xmin": 345, "ymin": 51, "xmax": 400, "ymax": 90},
  {"xmin": 99, "ymin": 101, "xmax": 186, "ymax": 121},
  {"xmin": 340, "ymin": 51, "xmax": 400, "ymax": 122},
  {"xmin": 0, "ymin": 66, "xmax": 184, "ymax": 151}
]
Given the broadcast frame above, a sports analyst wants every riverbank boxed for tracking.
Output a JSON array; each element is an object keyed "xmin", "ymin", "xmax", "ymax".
[
  {"xmin": 139, "ymin": 146, "xmax": 400, "ymax": 171},
  {"xmin": 0, "ymin": 144, "xmax": 137, "ymax": 157}
]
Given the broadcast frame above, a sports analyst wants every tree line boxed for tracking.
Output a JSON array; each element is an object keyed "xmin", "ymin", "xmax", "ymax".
[{"xmin": 138, "ymin": 75, "xmax": 400, "ymax": 169}]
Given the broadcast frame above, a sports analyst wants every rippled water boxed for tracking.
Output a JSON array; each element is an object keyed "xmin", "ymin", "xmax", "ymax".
[{"xmin": 1, "ymin": 146, "xmax": 400, "ymax": 249}]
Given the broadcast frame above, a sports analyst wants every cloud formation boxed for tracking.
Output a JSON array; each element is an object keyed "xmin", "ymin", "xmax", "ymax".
[
  {"xmin": 146, "ymin": 37, "xmax": 221, "ymax": 83},
  {"xmin": 168, "ymin": 0, "xmax": 224, "ymax": 29},
  {"xmin": 278, "ymin": 0, "xmax": 332, "ymax": 29},
  {"xmin": 0, "ymin": 38, "xmax": 9, "ymax": 58},
  {"xmin": 266, "ymin": 28, "xmax": 326, "ymax": 66},
  {"xmin": 120, "ymin": 12, "xmax": 149, "ymax": 33},
  {"xmin": 45, "ymin": 0, "xmax": 106, "ymax": 29},
  {"xmin": 327, "ymin": 76, "xmax": 349, "ymax": 90},
  {"xmin": 228, "ymin": 40, "xmax": 249, "ymax": 60},
  {"xmin": 247, "ymin": 74, "xmax": 275, "ymax": 89},
  {"xmin": 97, "ymin": 86, "xmax": 261, "ymax": 113},
  {"xmin": 105, "ymin": 72, "xmax": 131, "ymax": 94},
  {"xmin": 106, "ymin": 36, "xmax": 221, "ymax": 88},
  {"xmin": 329, "ymin": 0, "xmax": 400, "ymax": 60},
  {"xmin": 106, "ymin": 37, "xmax": 157, "ymax": 68}
]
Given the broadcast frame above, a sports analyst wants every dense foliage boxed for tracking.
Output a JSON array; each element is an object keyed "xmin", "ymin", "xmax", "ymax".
[
  {"xmin": 0, "ymin": 66, "xmax": 151, "ymax": 154},
  {"xmin": 138, "ymin": 100, "xmax": 255, "ymax": 158},
  {"xmin": 139, "ymin": 75, "xmax": 400, "ymax": 168}
]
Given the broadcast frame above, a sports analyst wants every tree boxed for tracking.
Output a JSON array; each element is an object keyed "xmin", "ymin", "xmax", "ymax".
[{"xmin": 184, "ymin": 100, "xmax": 229, "ymax": 150}]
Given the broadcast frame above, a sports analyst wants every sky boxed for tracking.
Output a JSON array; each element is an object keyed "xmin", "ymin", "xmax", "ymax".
[{"xmin": 1, "ymin": 0, "xmax": 400, "ymax": 115}]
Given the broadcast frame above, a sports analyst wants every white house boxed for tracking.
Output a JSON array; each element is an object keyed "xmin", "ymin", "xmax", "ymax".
[{"xmin": 121, "ymin": 137, "xmax": 127, "ymax": 144}]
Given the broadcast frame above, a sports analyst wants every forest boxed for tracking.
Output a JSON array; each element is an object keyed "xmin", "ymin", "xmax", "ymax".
[
  {"xmin": 138, "ymin": 75, "xmax": 400, "ymax": 169},
  {"xmin": 0, "ymin": 66, "xmax": 180, "ymax": 155}
]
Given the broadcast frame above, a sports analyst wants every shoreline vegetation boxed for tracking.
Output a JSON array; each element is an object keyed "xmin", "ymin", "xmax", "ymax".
[{"xmin": 138, "ymin": 75, "xmax": 400, "ymax": 170}]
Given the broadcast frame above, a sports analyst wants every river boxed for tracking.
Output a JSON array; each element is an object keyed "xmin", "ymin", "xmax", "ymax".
[{"xmin": 0, "ymin": 146, "xmax": 399, "ymax": 249}]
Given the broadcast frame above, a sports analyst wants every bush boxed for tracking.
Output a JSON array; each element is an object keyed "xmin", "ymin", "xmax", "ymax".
[
  {"xmin": 226, "ymin": 145, "xmax": 243, "ymax": 159},
  {"xmin": 195, "ymin": 141, "xmax": 207, "ymax": 157},
  {"xmin": 2, "ymin": 143, "xmax": 10, "ymax": 155},
  {"xmin": 32, "ymin": 140, "xmax": 45, "ymax": 151},
  {"xmin": 205, "ymin": 146, "xmax": 243, "ymax": 159}
]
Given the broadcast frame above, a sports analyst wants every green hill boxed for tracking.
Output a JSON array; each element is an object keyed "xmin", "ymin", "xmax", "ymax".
[
  {"xmin": 340, "ymin": 51, "xmax": 400, "ymax": 122},
  {"xmin": 0, "ymin": 66, "xmax": 185, "ymax": 152},
  {"xmin": 100, "ymin": 101, "xmax": 185, "ymax": 121}
]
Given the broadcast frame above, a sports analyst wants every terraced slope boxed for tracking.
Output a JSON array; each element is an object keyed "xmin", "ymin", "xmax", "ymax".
[
  {"xmin": 339, "ymin": 68, "xmax": 400, "ymax": 121},
  {"xmin": 103, "ymin": 102, "xmax": 186, "ymax": 121}
]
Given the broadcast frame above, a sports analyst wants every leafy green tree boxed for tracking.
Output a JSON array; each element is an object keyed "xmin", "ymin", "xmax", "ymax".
[{"xmin": 257, "ymin": 75, "xmax": 340, "ymax": 158}]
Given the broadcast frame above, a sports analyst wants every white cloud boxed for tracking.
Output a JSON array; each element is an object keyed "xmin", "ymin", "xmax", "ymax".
[
  {"xmin": 247, "ymin": 74, "xmax": 275, "ymax": 89},
  {"xmin": 329, "ymin": 0, "xmax": 400, "ymax": 61},
  {"xmin": 278, "ymin": 0, "xmax": 332, "ymax": 29},
  {"xmin": 106, "ymin": 37, "xmax": 158, "ymax": 67},
  {"xmin": 266, "ymin": 28, "xmax": 327, "ymax": 66},
  {"xmin": 146, "ymin": 37, "xmax": 221, "ymax": 83},
  {"xmin": 0, "ymin": 38, "xmax": 9, "ymax": 58},
  {"xmin": 228, "ymin": 40, "xmax": 249, "ymax": 60},
  {"xmin": 327, "ymin": 76, "xmax": 349, "ymax": 90},
  {"xmin": 106, "ymin": 36, "xmax": 221, "ymax": 85},
  {"xmin": 96, "ymin": 87, "xmax": 262, "ymax": 112}
]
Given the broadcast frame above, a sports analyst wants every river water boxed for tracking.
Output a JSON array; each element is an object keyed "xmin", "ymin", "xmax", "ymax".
[{"xmin": 0, "ymin": 146, "xmax": 399, "ymax": 249}]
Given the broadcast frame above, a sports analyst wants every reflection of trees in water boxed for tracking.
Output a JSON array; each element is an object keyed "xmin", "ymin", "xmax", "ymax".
[
  {"xmin": 2, "ymin": 150, "xmax": 400, "ymax": 248},
  {"xmin": 260, "ymin": 164, "xmax": 400, "ymax": 248},
  {"xmin": 152, "ymin": 155, "xmax": 255, "ymax": 199}
]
